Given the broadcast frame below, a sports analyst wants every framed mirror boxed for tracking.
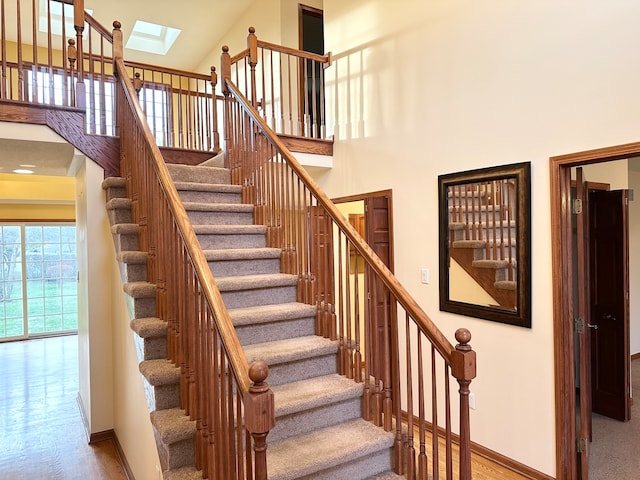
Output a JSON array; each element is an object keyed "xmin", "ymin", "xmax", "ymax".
[{"xmin": 438, "ymin": 162, "xmax": 531, "ymax": 327}]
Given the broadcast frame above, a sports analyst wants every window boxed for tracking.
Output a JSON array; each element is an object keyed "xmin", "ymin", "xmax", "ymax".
[
  {"xmin": 26, "ymin": 69, "xmax": 171, "ymax": 144},
  {"xmin": 0, "ymin": 223, "xmax": 78, "ymax": 340}
]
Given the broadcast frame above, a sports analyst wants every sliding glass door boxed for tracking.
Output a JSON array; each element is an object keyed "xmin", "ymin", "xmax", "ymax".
[{"xmin": 0, "ymin": 223, "xmax": 77, "ymax": 341}]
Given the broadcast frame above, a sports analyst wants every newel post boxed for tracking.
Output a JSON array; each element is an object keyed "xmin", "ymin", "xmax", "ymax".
[
  {"xmin": 450, "ymin": 328, "xmax": 476, "ymax": 480},
  {"xmin": 220, "ymin": 46, "xmax": 233, "ymax": 172},
  {"xmin": 244, "ymin": 361, "xmax": 275, "ymax": 480},
  {"xmin": 247, "ymin": 26, "xmax": 258, "ymax": 108},
  {"xmin": 112, "ymin": 21, "xmax": 123, "ymax": 63}
]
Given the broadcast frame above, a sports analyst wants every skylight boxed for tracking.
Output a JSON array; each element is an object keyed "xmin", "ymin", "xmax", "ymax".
[
  {"xmin": 39, "ymin": 0, "xmax": 93, "ymax": 38},
  {"xmin": 125, "ymin": 20, "xmax": 181, "ymax": 56}
]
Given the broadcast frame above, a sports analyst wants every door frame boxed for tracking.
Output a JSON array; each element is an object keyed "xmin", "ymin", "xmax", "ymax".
[{"xmin": 550, "ymin": 141, "xmax": 639, "ymax": 479}]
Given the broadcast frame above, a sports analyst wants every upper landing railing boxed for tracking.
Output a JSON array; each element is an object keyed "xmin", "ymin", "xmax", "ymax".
[
  {"xmin": 0, "ymin": 0, "xmax": 219, "ymax": 152},
  {"xmin": 227, "ymin": 27, "xmax": 331, "ymax": 142}
]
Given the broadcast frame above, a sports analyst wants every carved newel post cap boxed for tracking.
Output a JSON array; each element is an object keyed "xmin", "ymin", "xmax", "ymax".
[
  {"xmin": 222, "ymin": 45, "xmax": 229, "ymax": 53},
  {"xmin": 249, "ymin": 360, "xmax": 269, "ymax": 386},
  {"xmin": 113, "ymin": 20, "xmax": 121, "ymax": 30},
  {"xmin": 249, "ymin": 26, "xmax": 256, "ymax": 34},
  {"xmin": 68, "ymin": 38, "xmax": 75, "ymax": 46},
  {"xmin": 211, "ymin": 66, "xmax": 216, "ymax": 73},
  {"xmin": 455, "ymin": 328, "xmax": 472, "ymax": 350}
]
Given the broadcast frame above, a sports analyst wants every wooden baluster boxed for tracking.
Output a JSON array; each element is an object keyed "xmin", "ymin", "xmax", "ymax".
[
  {"xmin": 247, "ymin": 27, "xmax": 258, "ymax": 108},
  {"xmin": 67, "ymin": 39, "xmax": 76, "ymax": 107},
  {"xmin": 405, "ymin": 314, "xmax": 416, "ymax": 480},
  {"xmin": 244, "ymin": 361, "xmax": 275, "ymax": 480},
  {"xmin": 451, "ymin": 328, "xmax": 476, "ymax": 480},
  {"xmin": 210, "ymin": 66, "xmax": 220, "ymax": 150},
  {"xmin": 417, "ymin": 331, "xmax": 427, "ymax": 480}
]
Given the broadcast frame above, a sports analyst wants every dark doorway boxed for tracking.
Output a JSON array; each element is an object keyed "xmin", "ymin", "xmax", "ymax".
[
  {"xmin": 333, "ymin": 190, "xmax": 394, "ymax": 383},
  {"xmin": 299, "ymin": 4, "xmax": 324, "ymax": 138},
  {"xmin": 551, "ymin": 149, "xmax": 637, "ymax": 480}
]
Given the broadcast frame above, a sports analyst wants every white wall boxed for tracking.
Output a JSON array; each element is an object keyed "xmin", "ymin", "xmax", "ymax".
[
  {"xmin": 320, "ymin": 1, "xmax": 640, "ymax": 476},
  {"xmin": 75, "ymin": 158, "xmax": 115, "ymax": 434},
  {"xmin": 195, "ymin": 0, "xmax": 323, "ymax": 74},
  {"xmin": 77, "ymin": 156, "xmax": 161, "ymax": 478}
]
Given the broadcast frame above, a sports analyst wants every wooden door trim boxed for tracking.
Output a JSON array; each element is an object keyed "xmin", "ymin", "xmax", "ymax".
[
  {"xmin": 550, "ymin": 141, "xmax": 640, "ymax": 480},
  {"xmin": 298, "ymin": 3, "xmax": 324, "ymax": 51}
]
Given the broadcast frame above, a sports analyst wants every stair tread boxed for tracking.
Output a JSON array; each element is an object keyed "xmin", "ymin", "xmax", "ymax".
[
  {"xmin": 216, "ymin": 273, "xmax": 298, "ymax": 291},
  {"xmin": 101, "ymin": 176, "xmax": 126, "ymax": 189},
  {"xmin": 106, "ymin": 197, "xmax": 131, "ymax": 209},
  {"xmin": 123, "ymin": 281, "xmax": 156, "ymax": 298},
  {"xmin": 272, "ymin": 374, "xmax": 362, "ymax": 417},
  {"xmin": 130, "ymin": 317, "xmax": 167, "ymax": 338},
  {"xmin": 203, "ymin": 247, "xmax": 281, "ymax": 261},
  {"xmin": 117, "ymin": 250, "xmax": 147, "ymax": 264},
  {"xmin": 139, "ymin": 359, "xmax": 180, "ymax": 386},
  {"xmin": 244, "ymin": 335, "xmax": 337, "ymax": 366},
  {"xmin": 193, "ymin": 224, "xmax": 266, "ymax": 234},
  {"xmin": 367, "ymin": 473, "xmax": 404, "ymax": 480},
  {"xmin": 229, "ymin": 302, "xmax": 315, "ymax": 326},
  {"xmin": 111, "ymin": 223, "xmax": 139, "ymax": 234},
  {"xmin": 150, "ymin": 408, "xmax": 195, "ymax": 444},
  {"xmin": 267, "ymin": 418, "xmax": 394, "ymax": 479},
  {"xmin": 182, "ymin": 202, "xmax": 253, "ymax": 212},
  {"xmin": 163, "ymin": 466, "xmax": 202, "ymax": 480},
  {"xmin": 174, "ymin": 181, "xmax": 241, "ymax": 193}
]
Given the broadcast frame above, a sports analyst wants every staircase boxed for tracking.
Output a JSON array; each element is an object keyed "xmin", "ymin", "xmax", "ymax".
[
  {"xmin": 447, "ymin": 181, "xmax": 517, "ymax": 310},
  {"xmin": 104, "ymin": 159, "xmax": 403, "ymax": 479}
]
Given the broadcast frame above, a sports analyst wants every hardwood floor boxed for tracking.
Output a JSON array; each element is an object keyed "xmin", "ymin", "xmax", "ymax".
[
  {"xmin": 0, "ymin": 335, "xmax": 127, "ymax": 480},
  {"xmin": 0, "ymin": 335, "xmax": 532, "ymax": 480}
]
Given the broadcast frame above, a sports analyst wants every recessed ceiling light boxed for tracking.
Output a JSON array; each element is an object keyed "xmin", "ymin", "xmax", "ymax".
[
  {"xmin": 13, "ymin": 169, "xmax": 35, "ymax": 174},
  {"xmin": 19, "ymin": 164, "xmax": 36, "ymax": 168}
]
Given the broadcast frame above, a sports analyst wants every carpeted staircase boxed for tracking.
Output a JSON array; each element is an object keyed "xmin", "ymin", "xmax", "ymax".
[{"xmin": 103, "ymin": 160, "xmax": 403, "ymax": 479}]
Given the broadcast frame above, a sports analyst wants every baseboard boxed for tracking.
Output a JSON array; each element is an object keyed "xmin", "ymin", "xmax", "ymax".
[
  {"xmin": 469, "ymin": 441, "xmax": 554, "ymax": 480},
  {"xmin": 76, "ymin": 393, "xmax": 134, "ymax": 480},
  {"xmin": 76, "ymin": 392, "xmax": 91, "ymax": 442},
  {"xmin": 89, "ymin": 429, "xmax": 136, "ymax": 480},
  {"xmin": 401, "ymin": 411, "xmax": 553, "ymax": 480}
]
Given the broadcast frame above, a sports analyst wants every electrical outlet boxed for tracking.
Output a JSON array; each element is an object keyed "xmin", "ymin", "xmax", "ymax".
[
  {"xmin": 421, "ymin": 268, "xmax": 430, "ymax": 284},
  {"xmin": 469, "ymin": 392, "xmax": 476, "ymax": 410}
]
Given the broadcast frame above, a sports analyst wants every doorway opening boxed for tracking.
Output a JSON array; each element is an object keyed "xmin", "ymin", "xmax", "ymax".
[
  {"xmin": 298, "ymin": 4, "xmax": 324, "ymax": 138},
  {"xmin": 551, "ymin": 144, "xmax": 640, "ymax": 479}
]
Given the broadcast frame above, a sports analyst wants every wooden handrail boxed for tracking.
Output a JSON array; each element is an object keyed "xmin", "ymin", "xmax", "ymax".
[
  {"xmin": 224, "ymin": 79, "xmax": 455, "ymax": 361},
  {"xmin": 257, "ymin": 39, "xmax": 330, "ymax": 64},
  {"xmin": 84, "ymin": 11, "xmax": 113, "ymax": 42},
  {"xmin": 223, "ymin": 42, "xmax": 476, "ymax": 478},
  {"xmin": 112, "ymin": 25, "xmax": 250, "ymax": 393}
]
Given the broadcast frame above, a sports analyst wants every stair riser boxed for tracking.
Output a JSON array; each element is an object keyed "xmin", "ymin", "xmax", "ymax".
[
  {"xmin": 257, "ymin": 353, "xmax": 338, "ymax": 387},
  {"xmin": 177, "ymin": 190, "xmax": 241, "ymax": 204},
  {"xmin": 105, "ymin": 185, "xmax": 126, "ymax": 200},
  {"xmin": 126, "ymin": 296, "xmax": 157, "ymax": 319},
  {"xmin": 209, "ymin": 258, "xmax": 281, "ymax": 277},
  {"xmin": 155, "ymin": 434, "xmax": 195, "ymax": 472},
  {"xmin": 236, "ymin": 316, "xmax": 315, "ymax": 346},
  {"xmin": 269, "ymin": 396, "xmax": 362, "ymax": 444},
  {"xmin": 292, "ymin": 449, "xmax": 393, "ymax": 480},
  {"xmin": 221, "ymin": 285, "xmax": 297, "ymax": 310},
  {"xmin": 134, "ymin": 332, "xmax": 167, "ymax": 361},
  {"xmin": 119, "ymin": 262, "xmax": 147, "ymax": 283},
  {"xmin": 187, "ymin": 210, "xmax": 253, "ymax": 225},
  {"xmin": 108, "ymin": 208, "xmax": 132, "ymax": 224},
  {"xmin": 112, "ymin": 232, "xmax": 139, "ymax": 252},
  {"xmin": 167, "ymin": 166, "xmax": 231, "ymax": 184},
  {"xmin": 142, "ymin": 377, "xmax": 180, "ymax": 411},
  {"xmin": 197, "ymin": 233, "xmax": 266, "ymax": 250}
]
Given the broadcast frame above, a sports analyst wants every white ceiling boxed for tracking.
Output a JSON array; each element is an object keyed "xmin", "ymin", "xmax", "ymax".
[{"xmin": 87, "ymin": 0, "xmax": 255, "ymax": 71}]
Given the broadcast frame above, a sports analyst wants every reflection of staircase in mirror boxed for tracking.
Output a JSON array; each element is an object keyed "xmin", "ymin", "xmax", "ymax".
[{"xmin": 448, "ymin": 180, "xmax": 517, "ymax": 310}]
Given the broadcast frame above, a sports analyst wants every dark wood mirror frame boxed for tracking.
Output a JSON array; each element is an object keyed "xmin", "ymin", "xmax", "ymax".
[{"xmin": 438, "ymin": 162, "xmax": 531, "ymax": 327}]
